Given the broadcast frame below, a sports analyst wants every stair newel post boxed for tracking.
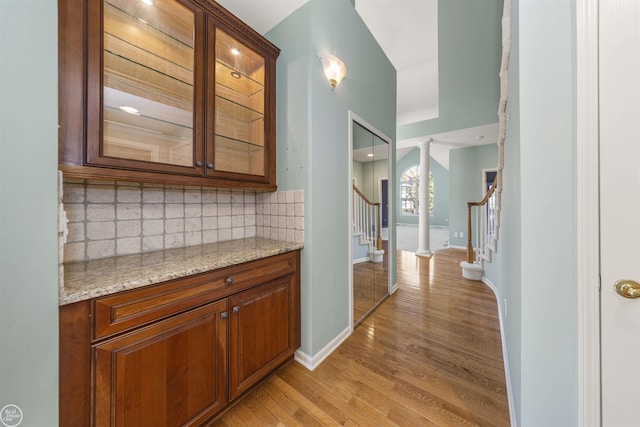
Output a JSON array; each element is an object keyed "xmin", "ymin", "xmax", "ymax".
[
  {"xmin": 366, "ymin": 203, "xmax": 370, "ymax": 244},
  {"xmin": 358, "ymin": 193, "xmax": 362, "ymax": 235},
  {"xmin": 352, "ymin": 188, "xmax": 356, "ymax": 234},
  {"xmin": 466, "ymin": 202, "xmax": 475, "ymax": 263},
  {"xmin": 361, "ymin": 196, "xmax": 364, "ymax": 235},
  {"xmin": 376, "ymin": 203, "xmax": 382, "ymax": 250}
]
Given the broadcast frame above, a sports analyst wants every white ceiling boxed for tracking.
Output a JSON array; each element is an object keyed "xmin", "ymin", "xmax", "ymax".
[
  {"xmin": 397, "ymin": 122, "xmax": 499, "ymax": 169},
  {"xmin": 216, "ymin": 0, "xmax": 439, "ymax": 125},
  {"xmin": 355, "ymin": 0, "xmax": 438, "ymax": 125},
  {"xmin": 215, "ymin": 0, "xmax": 308, "ymax": 35},
  {"xmin": 352, "ymin": 143, "xmax": 391, "ymax": 163},
  {"xmin": 216, "ymin": 0, "xmax": 495, "ymax": 165},
  {"xmin": 352, "ymin": 121, "xmax": 498, "ymax": 167}
]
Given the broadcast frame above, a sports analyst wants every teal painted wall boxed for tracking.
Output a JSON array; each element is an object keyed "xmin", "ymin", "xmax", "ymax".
[
  {"xmin": 398, "ymin": 0, "xmax": 503, "ymax": 140},
  {"xmin": 0, "ymin": 0, "xmax": 59, "ymax": 424},
  {"xmin": 448, "ymin": 144, "xmax": 499, "ymax": 247},
  {"xmin": 266, "ymin": 0, "xmax": 397, "ymax": 356},
  {"xmin": 430, "ymin": 158, "xmax": 449, "ymax": 226},
  {"xmin": 352, "ymin": 160, "xmax": 363, "ymax": 189},
  {"xmin": 518, "ymin": 1, "xmax": 577, "ymax": 424},
  {"xmin": 482, "ymin": 0, "xmax": 522, "ymax": 420},
  {"xmin": 353, "ymin": 122, "xmax": 390, "ymax": 204},
  {"xmin": 483, "ymin": 0, "xmax": 578, "ymax": 425},
  {"xmin": 361, "ymin": 159, "xmax": 388, "ymax": 203},
  {"xmin": 0, "ymin": 2, "xmax": 581, "ymax": 424},
  {"xmin": 396, "ymin": 148, "xmax": 449, "ymax": 227}
]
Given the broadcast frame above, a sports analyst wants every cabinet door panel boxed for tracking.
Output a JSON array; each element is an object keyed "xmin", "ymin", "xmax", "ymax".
[
  {"xmin": 229, "ymin": 277, "xmax": 293, "ymax": 399},
  {"xmin": 207, "ymin": 22, "xmax": 269, "ymax": 180},
  {"xmin": 93, "ymin": 300, "xmax": 228, "ymax": 427},
  {"xmin": 86, "ymin": 0, "xmax": 205, "ymax": 175}
]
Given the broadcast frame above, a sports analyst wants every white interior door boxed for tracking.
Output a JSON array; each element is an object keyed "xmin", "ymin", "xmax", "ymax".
[{"xmin": 600, "ymin": 1, "xmax": 640, "ymax": 425}]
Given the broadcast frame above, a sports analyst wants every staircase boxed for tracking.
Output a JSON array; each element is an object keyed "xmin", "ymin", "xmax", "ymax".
[
  {"xmin": 461, "ymin": 178, "xmax": 500, "ymax": 279},
  {"xmin": 352, "ymin": 184, "xmax": 384, "ymax": 263}
]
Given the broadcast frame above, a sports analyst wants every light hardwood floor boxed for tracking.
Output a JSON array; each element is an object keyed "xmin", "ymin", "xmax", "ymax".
[
  {"xmin": 353, "ymin": 240, "xmax": 389, "ymax": 325},
  {"xmin": 210, "ymin": 249, "xmax": 510, "ymax": 426}
]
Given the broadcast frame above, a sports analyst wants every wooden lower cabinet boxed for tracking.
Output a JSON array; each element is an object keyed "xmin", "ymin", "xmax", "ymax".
[
  {"xmin": 93, "ymin": 300, "xmax": 228, "ymax": 427},
  {"xmin": 59, "ymin": 251, "xmax": 300, "ymax": 427},
  {"xmin": 229, "ymin": 276, "xmax": 295, "ymax": 399}
]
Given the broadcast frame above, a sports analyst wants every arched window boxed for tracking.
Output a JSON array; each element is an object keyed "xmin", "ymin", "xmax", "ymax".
[{"xmin": 400, "ymin": 165, "xmax": 433, "ymax": 215}]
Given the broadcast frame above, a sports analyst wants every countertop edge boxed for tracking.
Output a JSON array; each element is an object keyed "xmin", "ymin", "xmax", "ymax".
[{"xmin": 60, "ymin": 239, "xmax": 303, "ymax": 306}]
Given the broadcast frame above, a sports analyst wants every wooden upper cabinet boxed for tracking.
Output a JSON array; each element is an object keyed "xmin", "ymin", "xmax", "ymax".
[
  {"xmin": 58, "ymin": 0, "xmax": 279, "ymax": 190},
  {"xmin": 209, "ymin": 27, "xmax": 266, "ymax": 178}
]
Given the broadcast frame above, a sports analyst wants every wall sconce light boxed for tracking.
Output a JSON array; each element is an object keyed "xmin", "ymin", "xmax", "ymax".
[{"xmin": 319, "ymin": 54, "xmax": 347, "ymax": 89}]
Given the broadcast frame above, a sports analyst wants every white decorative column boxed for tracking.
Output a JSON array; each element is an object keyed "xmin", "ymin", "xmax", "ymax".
[{"xmin": 416, "ymin": 139, "xmax": 432, "ymax": 257}]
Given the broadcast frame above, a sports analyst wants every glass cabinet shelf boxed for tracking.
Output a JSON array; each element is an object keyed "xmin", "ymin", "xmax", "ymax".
[
  {"xmin": 104, "ymin": 51, "xmax": 194, "ymax": 111},
  {"xmin": 105, "ymin": 0, "xmax": 194, "ymax": 48},
  {"xmin": 104, "ymin": 105, "xmax": 192, "ymax": 135},
  {"xmin": 103, "ymin": 99, "xmax": 192, "ymax": 167},
  {"xmin": 215, "ymin": 61, "xmax": 264, "ymax": 97},
  {"xmin": 214, "ymin": 134, "xmax": 264, "ymax": 151},
  {"xmin": 214, "ymin": 135, "xmax": 265, "ymax": 176},
  {"xmin": 214, "ymin": 112, "xmax": 264, "ymax": 148},
  {"xmin": 215, "ymin": 95, "xmax": 264, "ymax": 123},
  {"xmin": 215, "ymin": 29, "xmax": 264, "ymax": 82},
  {"xmin": 104, "ymin": 1, "xmax": 194, "ymax": 88}
]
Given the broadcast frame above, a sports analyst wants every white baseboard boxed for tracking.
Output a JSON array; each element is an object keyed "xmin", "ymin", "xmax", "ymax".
[
  {"xmin": 390, "ymin": 282, "xmax": 399, "ymax": 294},
  {"xmin": 448, "ymin": 244, "xmax": 466, "ymax": 250},
  {"xmin": 481, "ymin": 276, "xmax": 517, "ymax": 427},
  {"xmin": 352, "ymin": 257, "xmax": 370, "ymax": 264},
  {"xmin": 294, "ymin": 325, "xmax": 351, "ymax": 371}
]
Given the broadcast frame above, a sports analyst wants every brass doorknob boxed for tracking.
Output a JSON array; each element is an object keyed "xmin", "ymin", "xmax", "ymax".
[{"xmin": 614, "ymin": 279, "xmax": 640, "ymax": 299}]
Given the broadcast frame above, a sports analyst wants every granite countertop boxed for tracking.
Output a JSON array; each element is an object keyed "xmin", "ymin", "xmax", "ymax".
[{"xmin": 60, "ymin": 237, "xmax": 303, "ymax": 306}]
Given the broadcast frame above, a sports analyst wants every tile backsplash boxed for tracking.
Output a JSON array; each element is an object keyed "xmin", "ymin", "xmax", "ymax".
[{"xmin": 62, "ymin": 179, "xmax": 304, "ymax": 262}]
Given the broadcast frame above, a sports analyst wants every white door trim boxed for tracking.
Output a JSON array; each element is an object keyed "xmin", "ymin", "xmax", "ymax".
[{"xmin": 576, "ymin": 0, "xmax": 601, "ymax": 425}]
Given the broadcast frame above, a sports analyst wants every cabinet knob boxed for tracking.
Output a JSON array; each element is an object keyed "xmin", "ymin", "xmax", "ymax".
[
  {"xmin": 196, "ymin": 160, "xmax": 203, "ymax": 167},
  {"xmin": 225, "ymin": 277, "xmax": 234, "ymax": 286},
  {"xmin": 232, "ymin": 306, "xmax": 240, "ymax": 313},
  {"xmin": 221, "ymin": 311, "xmax": 228, "ymax": 319},
  {"xmin": 207, "ymin": 163, "xmax": 214, "ymax": 169}
]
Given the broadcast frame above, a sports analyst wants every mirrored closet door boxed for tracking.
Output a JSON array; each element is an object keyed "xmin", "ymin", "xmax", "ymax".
[{"xmin": 351, "ymin": 115, "xmax": 391, "ymax": 326}]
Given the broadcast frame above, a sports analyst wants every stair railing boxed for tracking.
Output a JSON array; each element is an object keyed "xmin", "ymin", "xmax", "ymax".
[
  {"xmin": 466, "ymin": 179, "xmax": 498, "ymax": 263},
  {"xmin": 353, "ymin": 185, "xmax": 383, "ymax": 251}
]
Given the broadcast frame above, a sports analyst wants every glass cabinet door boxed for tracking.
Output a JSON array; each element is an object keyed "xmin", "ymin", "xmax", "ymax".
[
  {"xmin": 87, "ymin": 0, "xmax": 202, "ymax": 173},
  {"xmin": 75, "ymin": 0, "xmax": 278, "ymax": 186},
  {"xmin": 210, "ymin": 28, "xmax": 266, "ymax": 177}
]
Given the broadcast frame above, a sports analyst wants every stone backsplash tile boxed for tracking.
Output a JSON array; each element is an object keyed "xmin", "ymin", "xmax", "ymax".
[{"xmin": 62, "ymin": 180, "xmax": 304, "ymax": 262}]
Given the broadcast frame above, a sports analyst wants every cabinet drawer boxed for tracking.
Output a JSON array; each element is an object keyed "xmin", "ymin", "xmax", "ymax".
[{"xmin": 93, "ymin": 251, "xmax": 297, "ymax": 341}]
